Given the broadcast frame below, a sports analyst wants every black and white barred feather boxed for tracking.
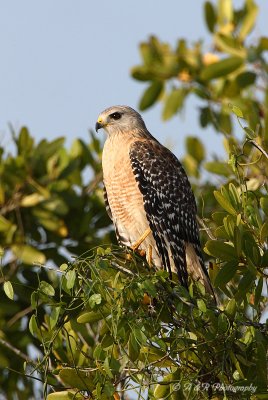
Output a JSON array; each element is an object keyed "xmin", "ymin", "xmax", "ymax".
[{"xmin": 129, "ymin": 139, "xmax": 208, "ymax": 289}]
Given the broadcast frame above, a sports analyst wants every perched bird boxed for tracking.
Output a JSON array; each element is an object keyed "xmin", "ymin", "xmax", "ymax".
[{"xmin": 95, "ymin": 105, "xmax": 213, "ymax": 294}]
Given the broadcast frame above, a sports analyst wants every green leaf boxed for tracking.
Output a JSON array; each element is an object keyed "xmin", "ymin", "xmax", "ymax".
[
  {"xmin": 200, "ymin": 56, "xmax": 244, "ymax": 81},
  {"xmin": 103, "ymin": 356, "xmax": 114, "ymax": 379},
  {"xmin": 230, "ymin": 351, "xmax": 245, "ymax": 379},
  {"xmin": 77, "ymin": 308, "xmax": 109, "ymax": 324},
  {"xmin": 3, "ymin": 281, "xmax": 14, "ymax": 300},
  {"xmin": 140, "ymin": 43, "xmax": 155, "ymax": 65},
  {"xmin": 183, "ymin": 154, "xmax": 199, "ymax": 178},
  {"xmin": 50, "ymin": 307, "xmax": 61, "ymax": 329},
  {"xmin": 205, "ymin": 161, "xmax": 232, "ymax": 177},
  {"xmin": 141, "ymin": 279, "xmax": 157, "ymax": 297},
  {"xmin": 88, "ymin": 293, "xmax": 102, "ymax": 308},
  {"xmin": 103, "ymin": 381, "xmax": 115, "ymax": 397},
  {"xmin": 204, "ymin": 240, "xmax": 237, "ymax": 261},
  {"xmin": 212, "ymin": 211, "xmax": 226, "ymax": 224},
  {"xmin": 65, "ymin": 270, "xmax": 76, "ymax": 290},
  {"xmin": 39, "ymin": 281, "xmax": 55, "ymax": 297},
  {"xmin": 225, "ymin": 298, "xmax": 236, "ymax": 318},
  {"xmin": 218, "ymin": 0, "xmax": 233, "ymax": 26},
  {"xmin": 214, "ymin": 33, "xmax": 246, "ymax": 58},
  {"xmin": 17, "ymin": 127, "xmax": 34, "ymax": 156},
  {"xmin": 47, "ymin": 391, "xmax": 84, "ymax": 400},
  {"xmin": 101, "ymin": 333, "xmax": 114, "ymax": 349},
  {"xmin": 214, "ymin": 261, "xmax": 237, "ymax": 286},
  {"xmin": 260, "ymin": 197, "xmax": 268, "ymax": 216},
  {"xmin": 199, "ymin": 106, "xmax": 211, "ymax": 127},
  {"xmin": 60, "ymin": 263, "xmax": 68, "ymax": 271},
  {"xmin": 43, "ymin": 198, "xmax": 69, "ymax": 216},
  {"xmin": 217, "ymin": 313, "xmax": 229, "ymax": 333},
  {"xmin": 229, "ymin": 104, "xmax": 244, "ymax": 118},
  {"xmin": 185, "ymin": 137, "xmax": 205, "ymax": 164},
  {"xmin": 260, "ymin": 221, "xmax": 268, "ymax": 241},
  {"xmin": 20, "ymin": 193, "xmax": 44, "ymax": 207},
  {"xmin": 29, "ymin": 314, "xmax": 39, "ymax": 337},
  {"xmin": 238, "ymin": 3, "xmax": 258, "ymax": 41},
  {"xmin": 131, "ymin": 66, "xmax": 154, "ymax": 81},
  {"xmin": 215, "ymin": 225, "xmax": 228, "ymax": 239},
  {"xmin": 223, "ymin": 215, "xmax": 235, "ymax": 239},
  {"xmin": 204, "ymin": 1, "xmax": 216, "ymax": 33},
  {"xmin": 11, "ymin": 245, "xmax": 46, "ymax": 265},
  {"xmin": 154, "ymin": 381, "xmax": 171, "ymax": 399},
  {"xmin": 197, "ymin": 299, "xmax": 207, "ymax": 312},
  {"xmin": 31, "ymin": 291, "xmax": 38, "ymax": 309},
  {"xmin": 228, "ymin": 183, "xmax": 240, "ymax": 209},
  {"xmin": 244, "ymin": 126, "xmax": 257, "ymax": 139},
  {"xmin": 236, "ymin": 71, "xmax": 256, "ymax": 88},
  {"xmin": 32, "ymin": 208, "xmax": 63, "ymax": 232},
  {"xmin": 233, "ymin": 226, "xmax": 242, "ymax": 257},
  {"xmin": 214, "ymin": 191, "xmax": 237, "ymax": 215},
  {"xmin": 255, "ymin": 277, "xmax": 263, "ymax": 307},
  {"xmin": 128, "ymin": 332, "xmax": 140, "ymax": 362},
  {"xmin": 237, "ymin": 271, "xmax": 255, "ymax": 297},
  {"xmin": 162, "ymin": 88, "xmax": 187, "ymax": 120},
  {"xmin": 0, "ymin": 215, "xmax": 13, "ymax": 232},
  {"xmin": 139, "ymin": 346, "xmax": 174, "ymax": 366},
  {"xmin": 258, "ymin": 36, "xmax": 268, "ymax": 52},
  {"xmin": 59, "ymin": 368, "xmax": 95, "ymax": 391},
  {"xmin": 33, "ymin": 137, "xmax": 65, "ymax": 161},
  {"xmin": 133, "ymin": 328, "xmax": 147, "ymax": 345},
  {"xmin": 139, "ymin": 81, "xmax": 163, "ymax": 111}
]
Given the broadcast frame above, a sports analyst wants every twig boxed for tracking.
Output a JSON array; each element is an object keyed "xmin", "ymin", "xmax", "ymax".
[
  {"xmin": 197, "ymin": 216, "xmax": 215, "ymax": 240},
  {"xmin": 110, "ymin": 261, "xmax": 136, "ymax": 276},
  {"xmin": 7, "ymin": 305, "xmax": 33, "ymax": 327},
  {"xmin": 0, "ymin": 260, "xmax": 19, "ymax": 284},
  {"xmin": 248, "ymin": 139, "xmax": 268, "ymax": 160},
  {"xmin": 0, "ymin": 192, "xmax": 22, "ymax": 215},
  {"xmin": 0, "ymin": 337, "xmax": 33, "ymax": 363}
]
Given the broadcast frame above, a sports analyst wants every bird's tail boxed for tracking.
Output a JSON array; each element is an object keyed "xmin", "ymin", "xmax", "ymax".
[{"xmin": 185, "ymin": 243, "xmax": 217, "ymax": 302}]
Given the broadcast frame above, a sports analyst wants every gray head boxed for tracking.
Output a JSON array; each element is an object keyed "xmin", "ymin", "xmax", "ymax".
[{"xmin": 95, "ymin": 105, "xmax": 148, "ymax": 136}]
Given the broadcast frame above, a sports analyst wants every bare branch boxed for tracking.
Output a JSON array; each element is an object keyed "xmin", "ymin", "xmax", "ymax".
[
  {"xmin": 249, "ymin": 139, "xmax": 268, "ymax": 160},
  {"xmin": 0, "ymin": 337, "xmax": 33, "ymax": 363}
]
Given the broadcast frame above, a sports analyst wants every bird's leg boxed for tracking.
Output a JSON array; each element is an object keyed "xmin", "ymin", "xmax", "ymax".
[
  {"xmin": 147, "ymin": 244, "xmax": 153, "ymax": 267},
  {"xmin": 131, "ymin": 227, "xmax": 151, "ymax": 251}
]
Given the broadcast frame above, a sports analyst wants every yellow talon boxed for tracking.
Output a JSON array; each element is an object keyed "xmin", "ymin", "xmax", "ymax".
[
  {"xmin": 148, "ymin": 244, "xmax": 153, "ymax": 267},
  {"xmin": 131, "ymin": 227, "xmax": 151, "ymax": 251}
]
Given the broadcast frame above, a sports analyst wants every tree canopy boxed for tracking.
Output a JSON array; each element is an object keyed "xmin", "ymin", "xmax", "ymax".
[{"xmin": 0, "ymin": 1, "xmax": 267, "ymax": 399}]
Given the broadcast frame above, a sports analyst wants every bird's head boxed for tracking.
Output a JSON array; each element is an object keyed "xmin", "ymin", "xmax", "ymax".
[{"xmin": 95, "ymin": 105, "xmax": 147, "ymax": 136}]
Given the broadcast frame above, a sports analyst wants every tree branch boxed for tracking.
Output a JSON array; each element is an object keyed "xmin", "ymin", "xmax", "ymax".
[
  {"xmin": 249, "ymin": 139, "xmax": 268, "ymax": 160},
  {"xmin": 0, "ymin": 337, "xmax": 33, "ymax": 363}
]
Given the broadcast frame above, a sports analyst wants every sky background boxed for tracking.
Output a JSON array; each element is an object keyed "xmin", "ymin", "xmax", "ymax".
[{"xmin": 0, "ymin": 0, "xmax": 267, "ymax": 158}]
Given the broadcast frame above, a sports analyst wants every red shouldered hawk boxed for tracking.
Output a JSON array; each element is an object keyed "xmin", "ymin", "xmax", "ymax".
[{"xmin": 95, "ymin": 105, "xmax": 213, "ymax": 295}]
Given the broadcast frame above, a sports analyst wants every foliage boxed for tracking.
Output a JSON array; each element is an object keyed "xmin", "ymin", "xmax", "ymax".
[
  {"xmin": 0, "ymin": 129, "xmax": 114, "ymax": 398},
  {"xmin": 132, "ymin": 0, "xmax": 267, "ymax": 141},
  {"xmin": 0, "ymin": 0, "xmax": 268, "ymax": 399},
  {"xmin": 24, "ymin": 240, "xmax": 267, "ymax": 400}
]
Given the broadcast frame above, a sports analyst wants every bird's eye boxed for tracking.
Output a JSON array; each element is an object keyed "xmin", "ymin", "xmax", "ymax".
[{"xmin": 110, "ymin": 112, "xmax": 121, "ymax": 120}]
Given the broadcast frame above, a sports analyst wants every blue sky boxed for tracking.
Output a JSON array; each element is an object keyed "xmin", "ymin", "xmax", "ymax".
[{"xmin": 0, "ymin": 0, "xmax": 266, "ymax": 157}]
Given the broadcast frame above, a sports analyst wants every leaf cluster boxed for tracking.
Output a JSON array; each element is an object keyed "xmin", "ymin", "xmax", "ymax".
[
  {"xmin": 132, "ymin": 0, "xmax": 268, "ymax": 141},
  {"xmin": 0, "ymin": 129, "xmax": 114, "ymax": 398},
  {"xmin": 26, "ymin": 245, "xmax": 267, "ymax": 399}
]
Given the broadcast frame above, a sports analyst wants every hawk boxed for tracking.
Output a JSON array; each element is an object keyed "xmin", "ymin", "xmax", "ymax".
[{"xmin": 95, "ymin": 105, "xmax": 213, "ymax": 294}]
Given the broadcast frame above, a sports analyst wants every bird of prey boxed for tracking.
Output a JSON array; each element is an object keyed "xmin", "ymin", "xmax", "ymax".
[{"xmin": 95, "ymin": 105, "xmax": 213, "ymax": 294}]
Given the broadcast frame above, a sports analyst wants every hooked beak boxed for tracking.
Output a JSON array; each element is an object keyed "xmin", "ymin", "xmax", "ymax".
[{"xmin": 95, "ymin": 121, "xmax": 102, "ymax": 132}]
